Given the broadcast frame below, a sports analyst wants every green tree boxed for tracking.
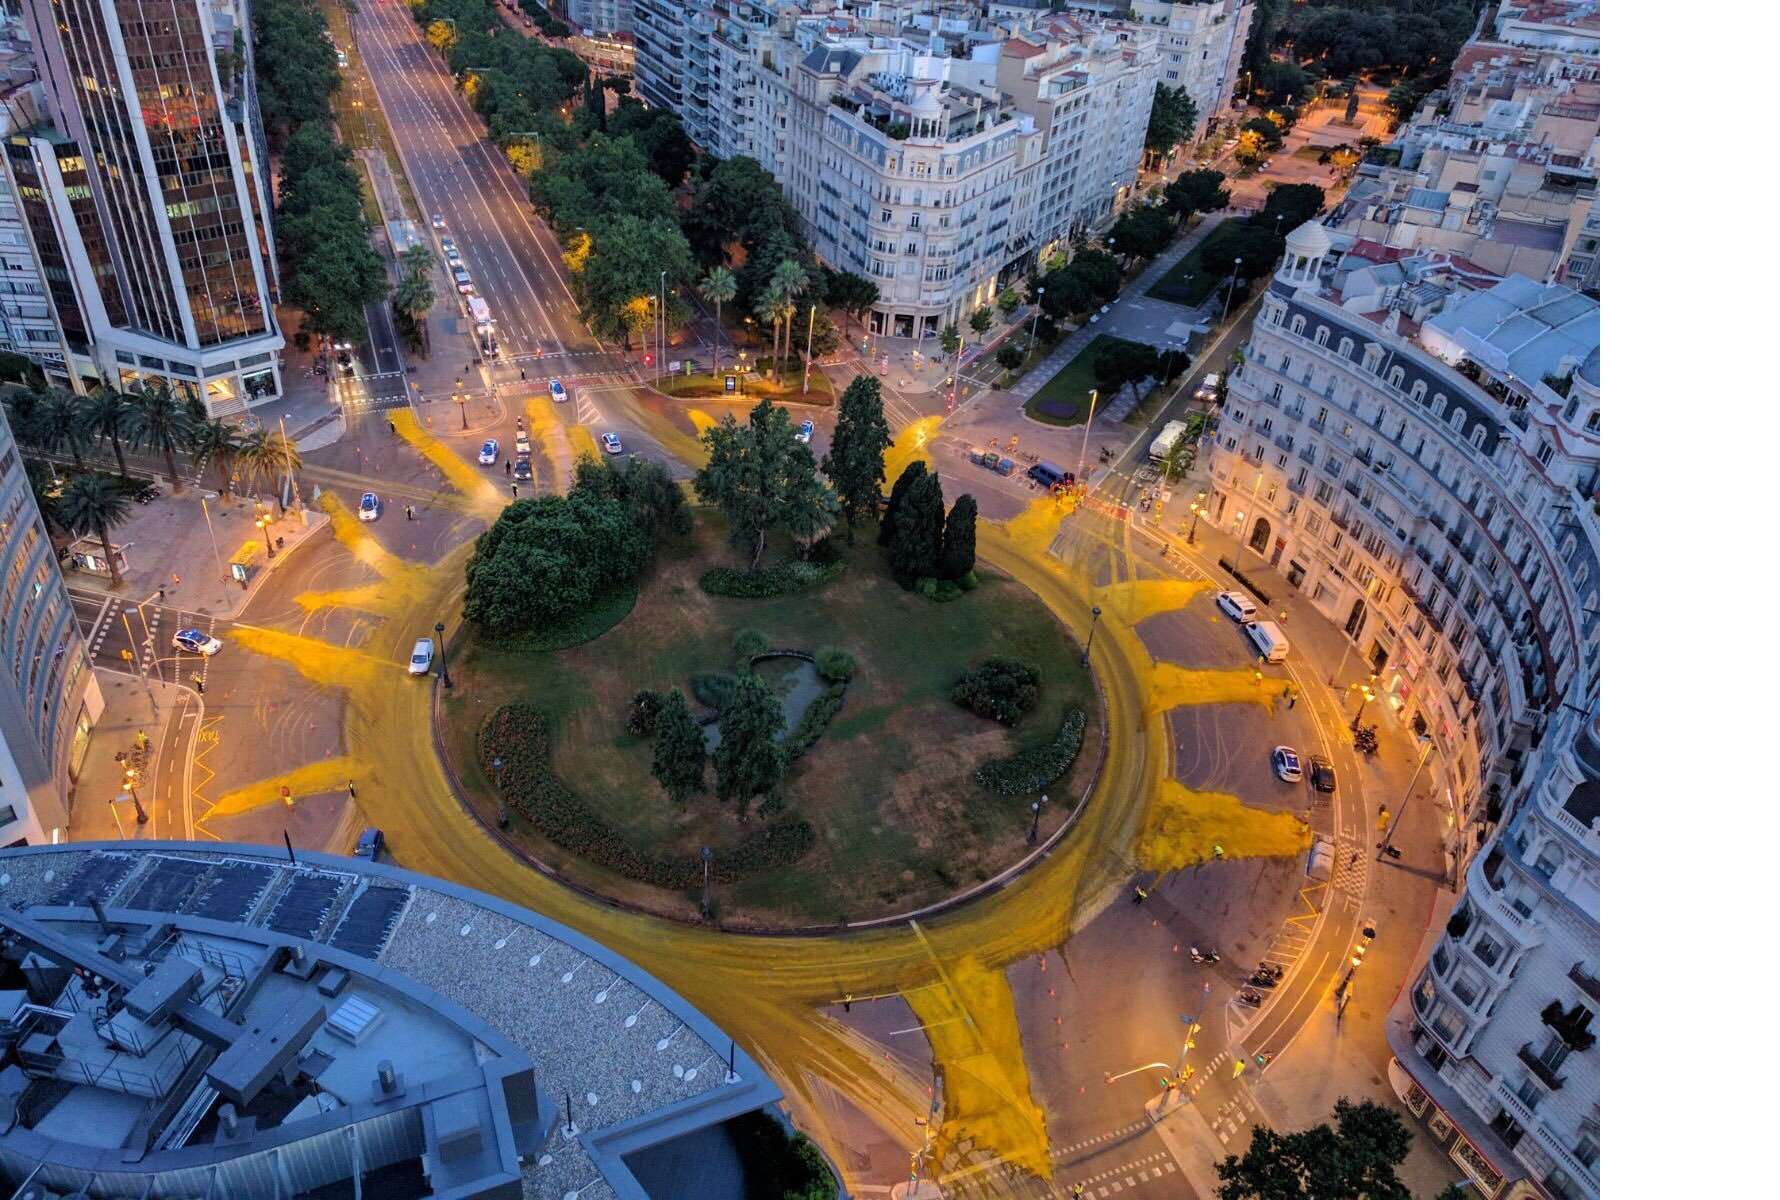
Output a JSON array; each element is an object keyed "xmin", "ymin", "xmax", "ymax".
[
  {"xmin": 1108, "ymin": 207, "xmax": 1175, "ymax": 262},
  {"xmin": 1255, "ymin": 60, "xmax": 1313, "ymax": 104},
  {"xmin": 767, "ymin": 258, "xmax": 811, "ymax": 376},
  {"xmin": 392, "ymin": 244, "xmax": 437, "ymax": 345},
  {"xmin": 1164, "ymin": 168, "xmax": 1231, "ymax": 223},
  {"xmin": 573, "ymin": 453, "xmax": 691, "ymax": 539},
  {"xmin": 569, "ymin": 214, "xmax": 696, "ymax": 343},
  {"xmin": 82, "ymin": 385, "xmax": 134, "ymax": 481},
  {"xmin": 939, "ymin": 323, "xmax": 961, "ymax": 356},
  {"xmin": 693, "ymin": 397, "xmax": 821, "ymax": 572},
  {"xmin": 969, "ymin": 307, "xmax": 994, "ymax": 338},
  {"xmin": 121, "ymin": 382, "xmax": 195, "ymax": 493},
  {"xmin": 57, "ymin": 474, "xmax": 131, "ymax": 589},
  {"xmin": 1094, "ymin": 339, "xmax": 1162, "ymax": 407},
  {"xmin": 699, "ymin": 265, "xmax": 737, "ymax": 340},
  {"xmin": 938, "ymin": 494, "xmax": 977, "ymax": 582},
  {"xmin": 189, "ymin": 419, "xmax": 243, "ymax": 501},
  {"xmin": 996, "ymin": 343, "xmax": 1025, "ymax": 373},
  {"xmin": 878, "ymin": 460, "xmax": 927, "ymax": 547},
  {"xmin": 713, "ymin": 672, "xmax": 787, "ymax": 819},
  {"xmin": 1216, "ymin": 1099, "xmax": 1415, "ymax": 1200},
  {"xmin": 237, "ymin": 425, "xmax": 303, "ymax": 499},
  {"xmin": 996, "ymin": 287, "xmax": 1022, "ymax": 316},
  {"xmin": 1259, "ymin": 183, "xmax": 1327, "ymax": 234},
  {"xmin": 821, "ymin": 374, "xmax": 892, "ymax": 542},
  {"xmin": 1200, "ymin": 222, "xmax": 1283, "ymax": 279},
  {"xmin": 1243, "ymin": 115, "xmax": 1286, "ymax": 149},
  {"xmin": 27, "ymin": 387, "xmax": 89, "ymax": 471},
  {"xmin": 1144, "ymin": 83, "xmax": 1198, "ymax": 164},
  {"xmin": 782, "ymin": 462, "xmax": 841, "ymax": 555},
  {"xmin": 649, "ymin": 689, "xmax": 707, "ymax": 804},
  {"xmin": 251, "ymin": 0, "xmax": 339, "ymax": 146},
  {"xmin": 822, "ymin": 269, "xmax": 879, "ymax": 333},
  {"xmin": 610, "ymin": 100, "xmax": 697, "ymax": 185},
  {"xmin": 887, "ymin": 469, "xmax": 944, "ymax": 583},
  {"xmin": 464, "ymin": 494, "xmax": 649, "ymax": 632}
]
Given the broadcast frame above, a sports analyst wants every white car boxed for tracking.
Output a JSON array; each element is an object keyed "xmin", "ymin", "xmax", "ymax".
[
  {"xmin": 452, "ymin": 266, "xmax": 473, "ymax": 294},
  {"xmin": 1193, "ymin": 372, "xmax": 1221, "ymax": 402},
  {"xmin": 549, "ymin": 378, "xmax": 567, "ymax": 402},
  {"xmin": 1272, "ymin": 746, "xmax": 1303, "ymax": 783},
  {"xmin": 600, "ymin": 432, "xmax": 623, "ymax": 454},
  {"xmin": 358, "ymin": 492, "xmax": 381, "ymax": 521},
  {"xmin": 1215, "ymin": 590, "xmax": 1258, "ymax": 623},
  {"xmin": 173, "ymin": 628, "xmax": 222, "ymax": 656},
  {"xmin": 409, "ymin": 638, "xmax": 434, "ymax": 676},
  {"xmin": 431, "ymin": 213, "xmax": 446, "ymax": 230},
  {"xmin": 796, "ymin": 420, "xmax": 814, "ymax": 443},
  {"xmin": 515, "ymin": 432, "xmax": 531, "ymax": 456},
  {"xmin": 478, "ymin": 438, "xmax": 499, "ymax": 465}
]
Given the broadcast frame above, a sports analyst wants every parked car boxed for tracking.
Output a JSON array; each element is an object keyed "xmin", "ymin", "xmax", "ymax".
[
  {"xmin": 1308, "ymin": 755, "xmax": 1337, "ymax": 793},
  {"xmin": 1215, "ymin": 590, "xmax": 1258, "ymax": 623},
  {"xmin": 796, "ymin": 419, "xmax": 814, "ymax": 443},
  {"xmin": 549, "ymin": 378, "xmax": 567, "ymax": 403},
  {"xmin": 409, "ymin": 637, "xmax": 434, "ymax": 676},
  {"xmin": 358, "ymin": 492, "xmax": 381, "ymax": 521},
  {"xmin": 431, "ymin": 213, "xmax": 446, "ymax": 230},
  {"xmin": 440, "ymin": 235, "xmax": 456, "ymax": 255},
  {"xmin": 444, "ymin": 244, "xmax": 461, "ymax": 264},
  {"xmin": 1272, "ymin": 746, "xmax": 1303, "ymax": 783},
  {"xmin": 478, "ymin": 439, "xmax": 499, "ymax": 465},
  {"xmin": 452, "ymin": 266, "xmax": 473, "ymax": 294},
  {"xmin": 173, "ymin": 628, "xmax": 223, "ymax": 656},
  {"xmin": 353, "ymin": 828, "xmax": 386, "ymax": 860},
  {"xmin": 600, "ymin": 432, "xmax": 623, "ymax": 454}
]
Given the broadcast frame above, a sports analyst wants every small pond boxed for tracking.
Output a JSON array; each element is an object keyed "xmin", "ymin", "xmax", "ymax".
[{"xmin": 700, "ymin": 655, "xmax": 827, "ymax": 752}]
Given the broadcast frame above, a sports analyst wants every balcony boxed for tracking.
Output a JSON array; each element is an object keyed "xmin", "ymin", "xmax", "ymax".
[
  {"xmin": 1517, "ymin": 1043, "xmax": 1567, "ymax": 1091},
  {"xmin": 1568, "ymin": 962, "xmax": 1600, "ymax": 1002},
  {"xmin": 1309, "ymin": 416, "xmax": 1327, "ymax": 433},
  {"xmin": 1343, "ymin": 477, "xmax": 1362, "ymax": 498}
]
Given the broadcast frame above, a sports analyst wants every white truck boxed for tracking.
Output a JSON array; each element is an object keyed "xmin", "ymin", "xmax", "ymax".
[
  {"xmin": 467, "ymin": 295, "xmax": 491, "ymax": 326},
  {"xmin": 1149, "ymin": 419, "xmax": 1191, "ymax": 463}
]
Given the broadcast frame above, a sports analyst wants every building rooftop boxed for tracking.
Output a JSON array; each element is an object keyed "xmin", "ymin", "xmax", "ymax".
[
  {"xmin": 1422, "ymin": 276, "xmax": 1600, "ymax": 385},
  {"xmin": 0, "ymin": 843, "xmax": 778, "ymax": 1200}
]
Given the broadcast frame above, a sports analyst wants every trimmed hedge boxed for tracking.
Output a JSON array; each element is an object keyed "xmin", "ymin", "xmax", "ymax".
[
  {"xmin": 973, "ymin": 708, "xmax": 1088, "ymax": 795},
  {"xmin": 701, "ymin": 558, "xmax": 845, "ymax": 598},
  {"xmin": 478, "ymin": 704, "xmax": 813, "ymax": 886},
  {"xmin": 784, "ymin": 681, "xmax": 846, "ymax": 760}
]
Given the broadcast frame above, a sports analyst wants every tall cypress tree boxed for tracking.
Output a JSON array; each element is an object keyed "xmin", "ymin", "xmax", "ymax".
[
  {"xmin": 822, "ymin": 374, "xmax": 893, "ymax": 542},
  {"xmin": 878, "ymin": 460, "xmax": 927, "ymax": 546},
  {"xmin": 713, "ymin": 674, "xmax": 787, "ymax": 820},
  {"xmin": 650, "ymin": 689, "xmax": 707, "ymax": 805},
  {"xmin": 938, "ymin": 494, "xmax": 978, "ymax": 581},
  {"xmin": 888, "ymin": 471, "xmax": 945, "ymax": 583}
]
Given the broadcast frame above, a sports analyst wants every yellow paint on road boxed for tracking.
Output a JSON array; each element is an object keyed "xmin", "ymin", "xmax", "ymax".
[
  {"xmin": 207, "ymin": 757, "xmax": 367, "ymax": 818},
  {"xmin": 884, "ymin": 415, "xmax": 941, "ymax": 483},
  {"xmin": 566, "ymin": 422, "xmax": 600, "ymax": 460},
  {"xmin": 1136, "ymin": 781, "xmax": 1310, "ymax": 871},
  {"xmin": 1145, "ymin": 664, "xmax": 1292, "ymax": 716},
  {"xmin": 525, "ymin": 396, "xmax": 576, "ymax": 489},
  {"xmin": 228, "ymin": 625, "xmax": 388, "ymax": 690},
  {"xmin": 393, "ymin": 409, "xmax": 504, "ymax": 513},
  {"xmin": 1099, "ymin": 577, "xmax": 1216, "ymax": 628}
]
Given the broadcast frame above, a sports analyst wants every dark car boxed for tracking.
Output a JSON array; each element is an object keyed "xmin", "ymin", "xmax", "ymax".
[
  {"xmin": 1308, "ymin": 755, "xmax": 1337, "ymax": 794},
  {"xmin": 353, "ymin": 827, "xmax": 386, "ymax": 860},
  {"xmin": 514, "ymin": 456, "xmax": 533, "ymax": 481}
]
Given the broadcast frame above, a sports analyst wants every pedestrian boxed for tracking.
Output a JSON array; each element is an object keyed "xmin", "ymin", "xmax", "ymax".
[
  {"xmin": 281, "ymin": 785, "xmax": 293, "ymax": 809},
  {"xmin": 1232, "ymin": 1057, "xmax": 1247, "ymax": 1079},
  {"xmin": 1131, "ymin": 884, "xmax": 1149, "ymax": 904},
  {"xmin": 1212, "ymin": 844, "xmax": 1225, "ymax": 860},
  {"xmin": 1288, "ymin": 690, "xmax": 1297, "ymax": 710},
  {"xmin": 1160, "ymin": 543, "xmax": 1169, "ymax": 558},
  {"xmin": 1073, "ymin": 1185, "xmax": 1085, "ymax": 1199},
  {"xmin": 842, "ymin": 993, "xmax": 853, "ymax": 1013},
  {"xmin": 1376, "ymin": 805, "xmax": 1389, "ymax": 831},
  {"xmin": 348, "ymin": 780, "xmax": 357, "ymax": 801},
  {"xmin": 388, "ymin": 418, "xmax": 397, "ymax": 434},
  {"xmin": 157, "ymin": 587, "xmax": 166, "ymax": 602},
  {"xmin": 1278, "ymin": 610, "xmax": 1288, "ymax": 624},
  {"xmin": 504, "ymin": 460, "xmax": 511, "ymax": 476},
  {"xmin": 194, "ymin": 674, "xmax": 204, "ymax": 694},
  {"xmin": 511, "ymin": 482, "xmax": 519, "ymax": 498}
]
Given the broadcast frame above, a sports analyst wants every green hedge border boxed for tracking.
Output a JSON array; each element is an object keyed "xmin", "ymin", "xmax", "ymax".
[{"xmin": 973, "ymin": 708, "xmax": 1088, "ymax": 795}]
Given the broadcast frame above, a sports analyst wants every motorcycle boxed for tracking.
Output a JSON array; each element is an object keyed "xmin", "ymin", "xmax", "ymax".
[
  {"xmin": 134, "ymin": 485, "xmax": 160, "ymax": 504},
  {"xmin": 1254, "ymin": 962, "xmax": 1284, "ymax": 980},
  {"xmin": 1354, "ymin": 725, "xmax": 1379, "ymax": 755},
  {"xmin": 1237, "ymin": 987, "xmax": 1264, "ymax": 1006},
  {"xmin": 1246, "ymin": 971, "xmax": 1280, "ymax": 989},
  {"xmin": 1190, "ymin": 946, "xmax": 1220, "ymax": 964}
]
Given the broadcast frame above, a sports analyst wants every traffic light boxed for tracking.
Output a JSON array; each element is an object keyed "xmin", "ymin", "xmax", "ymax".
[{"xmin": 644, "ymin": 353, "xmax": 654, "ymax": 366}]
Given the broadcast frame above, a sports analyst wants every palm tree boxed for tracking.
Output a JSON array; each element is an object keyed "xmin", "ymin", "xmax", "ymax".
[
  {"xmin": 58, "ymin": 474, "xmax": 131, "ymax": 589},
  {"xmin": 752, "ymin": 291, "xmax": 782, "ymax": 380},
  {"xmin": 393, "ymin": 245, "xmax": 436, "ymax": 348},
  {"xmin": 121, "ymin": 381, "xmax": 195, "ymax": 493},
  {"xmin": 698, "ymin": 265, "xmax": 736, "ymax": 340},
  {"xmin": 238, "ymin": 425, "xmax": 302, "ymax": 499},
  {"xmin": 82, "ymin": 385, "xmax": 135, "ymax": 480},
  {"xmin": 0, "ymin": 384, "xmax": 39, "ymax": 446},
  {"xmin": 190, "ymin": 419, "xmax": 243, "ymax": 500},
  {"xmin": 768, "ymin": 258, "xmax": 810, "ymax": 377},
  {"xmin": 27, "ymin": 386, "xmax": 89, "ymax": 471}
]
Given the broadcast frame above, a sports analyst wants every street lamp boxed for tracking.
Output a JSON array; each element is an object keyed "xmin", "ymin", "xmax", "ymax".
[
  {"xmin": 435, "ymin": 621, "xmax": 452, "ymax": 689},
  {"xmin": 1187, "ymin": 490, "xmax": 1207, "ymax": 543},
  {"xmin": 1024, "ymin": 286, "xmax": 1045, "ymax": 366},
  {"xmin": 1028, "ymin": 780, "xmax": 1050, "ymax": 844},
  {"xmin": 1221, "ymin": 256, "xmax": 1243, "ymax": 321},
  {"xmin": 700, "ymin": 845, "xmax": 714, "ymax": 918},
  {"xmin": 1349, "ymin": 679, "xmax": 1376, "ymax": 732},
  {"xmin": 455, "ymin": 380, "xmax": 468, "ymax": 429},
  {"xmin": 123, "ymin": 768, "xmax": 148, "ymax": 825},
  {"xmin": 492, "ymin": 755, "xmax": 508, "ymax": 828},
  {"xmin": 1080, "ymin": 605, "xmax": 1102, "ymax": 667},
  {"xmin": 1376, "ymin": 736, "xmax": 1436, "ymax": 861},
  {"xmin": 256, "ymin": 512, "xmax": 275, "ymax": 558},
  {"xmin": 1076, "ymin": 388, "xmax": 1098, "ymax": 480},
  {"xmin": 1231, "ymin": 509, "xmax": 1248, "ymax": 572}
]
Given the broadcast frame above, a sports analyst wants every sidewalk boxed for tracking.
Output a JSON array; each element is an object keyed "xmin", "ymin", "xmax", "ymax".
[
  {"xmin": 64, "ymin": 489, "xmax": 330, "ymax": 620},
  {"xmin": 66, "ymin": 668, "xmax": 188, "ymax": 842}
]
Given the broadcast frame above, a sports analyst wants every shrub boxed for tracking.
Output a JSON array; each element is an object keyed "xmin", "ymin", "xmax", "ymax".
[
  {"xmin": 733, "ymin": 628, "xmax": 771, "ymax": 668},
  {"xmin": 692, "ymin": 672, "xmax": 738, "ymax": 712},
  {"xmin": 701, "ymin": 558, "xmax": 845, "ymax": 598},
  {"xmin": 813, "ymin": 648, "xmax": 857, "ymax": 682},
  {"xmin": 784, "ymin": 681, "xmax": 847, "ymax": 760},
  {"xmin": 628, "ymin": 689, "xmax": 666, "ymax": 737},
  {"xmin": 915, "ymin": 577, "xmax": 965, "ymax": 603},
  {"xmin": 952, "ymin": 658, "xmax": 1042, "ymax": 726},
  {"xmin": 974, "ymin": 708, "xmax": 1087, "ymax": 795},
  {"xmin": 478, "ymin": 704, "xmax": 813, "ymax": 886}
]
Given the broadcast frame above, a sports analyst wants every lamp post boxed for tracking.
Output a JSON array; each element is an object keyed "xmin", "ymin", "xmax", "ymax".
[
  {"xmin": 256, "ymin": 512, "xmax": 275, "ymax": 558},
  {"xmin": 492, "ymin": 755, "xmax": 508, "ymax": 828},
  {"xmin": 1349, "ymin": 679, "xmax": 1376, "ymax": 732},
  {"xmin": 700, "ymin": 846, "xmax": 714, "ymax": 918},
  {"xmin": 1080, "ymin": 605, "xmax": 1102, "ymax": 667},
  {"xmin": 455, "ymin": 380, "xmax": 468, "ymax": 428},
  {"xmin": 1376, "ymin": 736, "xmax": 1435, "ymax": 860},
  {"xmin": 1024, "ymin": 287, "xmax": 1044, "ymax": 366},
  {"xmin": 1027, "ymin": 780, "xmax": 1050, "ymax": 844},
  {"xmin": 1231, "ymin": 509, "xmax": 1248, "ymax": 572},
  {"xmin": 803, "ymin": 303, "xmax": 816, "ymax": 395},
  {"xmin": 658, "ymin": 269, "xmax": 667, "ymax": 384},
  {"xmin": 435, "ymin": 621, "xmax": 452, "ymax": 688},
  {"xmin": 1222, "ymin": 257, "xmax": 1243, "ymax": 321},
  {"xmin": 1076, "ymin": 388, "xmax": 1098, "ymax": 479}
]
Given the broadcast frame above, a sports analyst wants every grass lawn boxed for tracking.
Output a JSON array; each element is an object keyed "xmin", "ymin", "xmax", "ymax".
[
  {"xmin": 658, "ymin": 370, "xmax": 836, "ymax": 406},
  {"xmin": 441, "ymin": 511, "xmax": 1101, "ymax": 927},
  {"xmin": 1024, "ymin": 334, "xmax": 1126, "ymax": 426},
  {"xmin": 1146, "ymin": 221, "xmax": 1250, "ymax": 307}
]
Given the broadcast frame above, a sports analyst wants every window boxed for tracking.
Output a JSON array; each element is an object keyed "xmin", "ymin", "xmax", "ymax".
[
  {"xmin": 1574, "ymin": 1123, "xmax": 1600, "ymax": 1169},
  {"xmin": 1410, "ymin": 381, "xmax": 1426, "ymax": 405},
  {"xmin": 1513, "ymin": 1073, "xmax": 1544, "ymax": 1112},
  {"xmin": 1338, "ymin": 337, "xmax": 1354, "ymax": 358},
  {"xmin": 1537, "ymin": 440, "xmax": 1556, "ymax": 467},
  {"xmin": 0, "ymin": 804, "xmax": 15, "ymax": 827},
  {"xmin": 1290, "ymin": 316, "xmax": 1305, "ymax": 335},
  {"xmin": 1431, "ymin": 394, "xmax": 1448, "ymax": 418},
  {"xmin": 1314, "ymin": 325, "xmax": 1329, "ymax": 347},
  {"xmin": 1471, "ymin": 425, "xmax": 1489, "ymax": 449}
]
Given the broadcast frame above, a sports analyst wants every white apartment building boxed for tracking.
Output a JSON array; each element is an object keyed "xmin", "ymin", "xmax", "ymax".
[
  {"xmin": 0, "ymin": 73, "xmax": 73, "ymax": 384},
  {"xmin": 1128, "ymin": 0, "xmax": 1253, "ymax": 142}
]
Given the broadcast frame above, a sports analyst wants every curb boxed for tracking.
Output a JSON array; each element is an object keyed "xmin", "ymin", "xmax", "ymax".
[{"xmin": 426, "ymin": 540, "xmax": 1114, "ymax": 937}]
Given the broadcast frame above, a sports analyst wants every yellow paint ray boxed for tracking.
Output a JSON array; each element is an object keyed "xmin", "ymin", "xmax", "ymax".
[
  {"xmin": 904, "ymin": 958, "xmax": 1051, "ymax": 1181},
  {"xmin": 566, "ymin": 423, "xmax": 599, "ymax": 460},
  {"xmin": 1136, "ymin": 781, "xmax": 1311, "ymax": 873},
  {"xmin": 392, "ymin": 409, "xmax": 504, "ymax": 513},
  {"xmin": 1098, "ymin": 577, "xmax": 1216, "ymax": 628},
  {"xmin": 293, "ymin": 582, "xmax": 413, "ymax": 617},
  {"xmin": 884, "ymin": 415, "xmax": 941, "ymax": 484},
  {"xmin": 525, "ymin": 396, "xmax": 577, "ymax": 489},
  {"xmin": 206, "ymin": 757, "xmax": 369, "ymax": 819},
  {"xmin": 227, "ymin": 626, "xmax": 388, "ymax": 690},
  {"xmin": 1145, "ymin": 663, "xmax": 1292, "ymax": 716}
]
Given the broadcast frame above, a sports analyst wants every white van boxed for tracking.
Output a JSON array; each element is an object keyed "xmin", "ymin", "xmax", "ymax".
[{"xmin": 1246, "ymin": 621, "xmax": 1289, "ymax": 663}]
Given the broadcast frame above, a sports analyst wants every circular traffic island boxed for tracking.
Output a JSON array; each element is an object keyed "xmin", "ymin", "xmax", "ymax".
[{"xmin": 439, "ymin": 513, "xmax": 1101, "ymax": 928}]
